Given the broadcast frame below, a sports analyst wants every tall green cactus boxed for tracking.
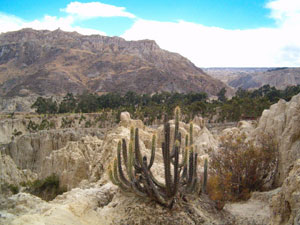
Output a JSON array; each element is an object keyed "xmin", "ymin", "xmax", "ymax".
[{"xmin": 108, "ymin": 107, "xmax": 202, "ymax": 208}]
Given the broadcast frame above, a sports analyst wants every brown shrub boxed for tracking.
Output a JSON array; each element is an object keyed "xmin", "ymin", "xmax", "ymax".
[{"xmin": 208, "ymin": 132, "xmax": 278, "ymax": 203}]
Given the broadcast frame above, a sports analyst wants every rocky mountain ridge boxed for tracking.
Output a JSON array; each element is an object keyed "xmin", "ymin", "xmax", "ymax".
[{"xmin": 0, "ymin": 28, "xmax": 230, "ymax": 98}]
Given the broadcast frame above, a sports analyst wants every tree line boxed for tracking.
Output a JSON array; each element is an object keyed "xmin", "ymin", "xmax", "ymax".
[{"xmin": 31, "ymin": 85, "xmax": 300, "ymax": 124}]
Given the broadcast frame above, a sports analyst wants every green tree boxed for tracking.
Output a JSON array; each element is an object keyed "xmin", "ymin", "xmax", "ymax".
[
  {"xmin": 217, "ymin": 88, "xmax": 227, "ymax": 102},
  {"xmin": 31, "ymin": 97, "xmax": 58, "ymax": 114},
  {"xmin": 58, "ymin": 93, "xmax": 77, "ymax": 113}
]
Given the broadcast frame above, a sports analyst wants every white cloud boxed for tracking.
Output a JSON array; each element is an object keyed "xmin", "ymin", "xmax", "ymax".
[
  {"xmin": 0, "ymin": 1, "xmax": 136, "ymax": 35},
  {"xmin": 266, "ymin": 0, "xmax": 300, "ymax": 25},
  {"xmin": 0, "ymin": 13, "xmax": 25, "ymax": 33},
  {"xmin": 27, "ymin": 15, "xmax": 106, "ymax": 35},
  {"xmin": 0, "ymin": 12, "xmax": 106, "ymax": 35},
  {"xmin": 62, "ymin": 1, "xmax": 135, "ymax": 19},
  {"xmin": 122, "ymin": 0, "xmax": 300, "ymax": 67}
]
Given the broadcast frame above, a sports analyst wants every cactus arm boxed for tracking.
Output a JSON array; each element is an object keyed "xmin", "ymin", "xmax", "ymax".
[
  {"xmin": 186, "ymin": 152, "xmax": 198, "ymax": 193},
  {"xmin": 189, "ymin": 122, "xmax": 193, "ymax": 145},
  {"xmin": 163, "ymin": 122, "xmax": 173, "ymax": 198},
  {"xmin": 172, "ymin": 140, "xmax": 180, "ymax": 196},
  {"xmin": 135, "ymin": 128, "xmax": 143, "ymax": 167},
  {"xmin": 117, "ymin": 141, "xmax": 131, "ymax": 187},
  {"xmin": 148, "ymin": 135, "xmax": 156, "ymax": 169},
  {"xmin": 186, "ymin": 147, "xmax": 194, "ymax": 187},
  {"xmin": 108, "ymin": 164, "xmax": 119, "ymax": 186},
  {"xmin": 142, "ymin": 156, "xmax": 169, "ymax": 206},
  {"xmin": 122, "ymin": 139, "xmax": 128, "ymax": 167},
  {"xmin": 113, "ymin": 158, "xmax": 130, "ymax": 192},
  {"xmin": 127, "ymin": 139, "xmax": 135, "ymax": 181},
  {"xmin": 179, "ymin": 145, "xmax": 189, "ymax": 168},
  {"xmin": 185, "ymin": 134, "xmax": 189, "ymax": 148},
  {"xmin": 202, "ymin": 158, "xmax": 208, "ymax": 194}
]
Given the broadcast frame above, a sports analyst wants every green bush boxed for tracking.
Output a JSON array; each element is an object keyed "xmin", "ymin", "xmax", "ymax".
[{"xmin": 1, "ymin": 183, "xmax": 19, "ymax": 195}]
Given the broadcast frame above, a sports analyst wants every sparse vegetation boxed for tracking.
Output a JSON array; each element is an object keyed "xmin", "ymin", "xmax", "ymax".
[
  {"xmin": 27, "ymin": 174, "xmax": 67, "ymax": 201},
  {"xmin": 12, "ymin": 129, "xmax": 22, "ymax": 137},
  {"xmin": 61, "ymin": 117, "xmax": 74, "ymax": 128},
  {"xmin": 27, "ymin": 120, "xmax": 39, "ymax": 132},
  {"xmin": 1, "ymin": 183, "xmax": 20, "ymax": 194},
  {"xmin": 84, "ymin": 120, "xmax": 92, "ymax": 128},
  {"xmin": 26, "ymin": 119, "xmax": 55, "ymax": 132}
]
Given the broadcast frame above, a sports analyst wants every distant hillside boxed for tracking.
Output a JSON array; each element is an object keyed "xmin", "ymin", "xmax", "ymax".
[
  {"xmin": 204, "ymin": 67, "xmax": 300, "ymax": 90},
  {"xmin": 0, "ymin": 28, "xmax": 230, "ymax": 97}
]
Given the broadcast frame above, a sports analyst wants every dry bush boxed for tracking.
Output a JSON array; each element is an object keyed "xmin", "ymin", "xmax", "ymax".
[{"xmin": 208, "ymin": 132, "xmax": 278, "ymax": 204}]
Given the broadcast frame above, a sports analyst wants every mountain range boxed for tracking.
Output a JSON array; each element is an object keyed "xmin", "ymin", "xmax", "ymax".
[
  {"xmin": 204, "ymin": 67, "xmax": 300, "ymax": 90},
  {"xmin": 0, "ymin": 28, "xmax": 230, "ymax": 97}
]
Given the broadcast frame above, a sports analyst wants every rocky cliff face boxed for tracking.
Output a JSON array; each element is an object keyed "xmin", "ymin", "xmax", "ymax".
[
  {"xmin": 0, "ymin": 28, "xmax": 230, "ymax": 98},
  {"xmin": 254, "ymin": 93, "xmax": 300, "ymax": 186},
  {"xmin": 270, "ymin": 159, "xmax": 300, "ymax": 225}
]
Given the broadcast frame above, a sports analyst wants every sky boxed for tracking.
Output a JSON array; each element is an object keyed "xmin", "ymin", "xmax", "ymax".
[{"xmin": 0, "ymin": 0, "xmax": 300, "ymax": 67}]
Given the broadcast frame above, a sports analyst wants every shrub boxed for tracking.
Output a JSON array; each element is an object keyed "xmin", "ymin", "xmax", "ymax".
[
  {"xmin": 1, "ymin": 183, "xmax": 19, "ymax": 195},
  {"xmin": 208, "ymin": 133, "xmax": 278, "ymax": 203},
  {"xmin": 27, "ymin": 120, "xmax": 39, "ymax": 132},
  {"xmin": 61, "ymin": 117, "xmax": 74, "ymax": 128},
  {"xmin": 28, "ymin": 174, "xmax": 67, "ymax": 201},
  {"xmin": 85, "ymin": 120, "xmax": 92, "ymax": 128},
  {"xmin": 12, "ymin": 129, "xmax": 22, "ymax": 137}
]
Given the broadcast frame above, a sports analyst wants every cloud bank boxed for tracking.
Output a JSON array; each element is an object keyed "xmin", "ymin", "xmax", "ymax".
[{"xmin": 122, "ymin": 0, "xmax": 300, "ymax": 67}]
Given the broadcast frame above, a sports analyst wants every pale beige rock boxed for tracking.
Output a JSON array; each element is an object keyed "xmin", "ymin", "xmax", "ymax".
[
  {"xmin": 120, "ymin": 111, "xmax": 130, "ymax": 122},
  {"xmin": 39, "ymin": 136, "xmax": 104, "ymax": 190},
  {"xmin": 0, "ymin": 184, "xmax": 117, "ymax": 225},
  {"xmin": 1, "ymin": 183, "xmax": 235, "ymax": 225},
  {"xmin": 119, "ymin": 111, "xmax": 144, "ymax": 129},
  {"xmin": 0, "ymin": 119, "xmax": 28, "ymax": 144},
  {"xmin": 225, "ymin": 189, "xmax": 280, "ymax": 225},
  {"xmin": 270, "ymin": 159, "xmax": 300, "ymax": 225},
  {"xmin": 254, "ymin": 93, "xmax": 300, "ymax": 185},
  {"xmin": 5, "ymin": 128, "xmax": 104, "ymax": 173},
  {"xmin": 221, "ymin": 120, "xmax": 255, "ymax": 138},
  {"xmin": 0, "ymin": 152, "xmax": 37, "ymax": 188},
  {"xmin": 193, "ymin": 115, "xmax": 205, "ymax": 129}
]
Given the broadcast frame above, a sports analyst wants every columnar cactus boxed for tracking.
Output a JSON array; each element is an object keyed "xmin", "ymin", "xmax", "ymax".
[
  {"xmin": 108, "ymin": 107, "xmax": 203, "ymax": 208},
  {"xmin": 202, "ymin": 158, "xmax": 208, "ymax": 194}
]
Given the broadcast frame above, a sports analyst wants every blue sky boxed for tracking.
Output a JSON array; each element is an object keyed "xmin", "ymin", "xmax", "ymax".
[
  {"xmin": 0, "ymin": 0, "xmax": 300, "ymax": 67},
  {"xmin": 1, "ymin": 0, "xmax": 276, "ymax": 35}
]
